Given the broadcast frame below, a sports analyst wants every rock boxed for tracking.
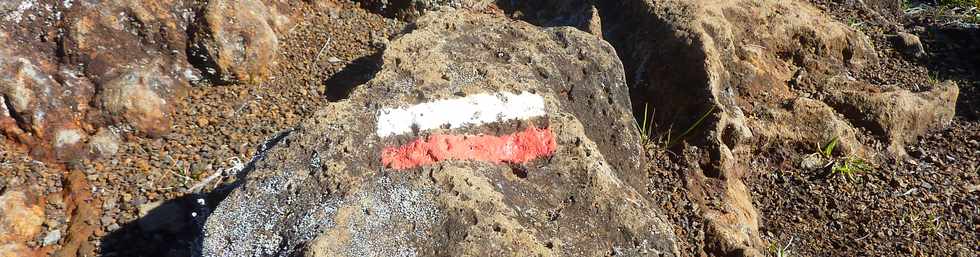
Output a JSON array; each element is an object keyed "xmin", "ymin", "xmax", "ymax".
[
  {"xmin": 825, "ymin": 80, "xmax": 958, "ymax": 158},
  {"xmin": 1, "ymin": 0, "xmax": 198, "ymax": 159},
  {"xmin": 202, "ymin": 10, "xmax": 677, "ymax": 257},
  {"xmin": 41, "ymin": 230, "xmax": 61, "ymax": 246},
  {"xmin": 137, "ymin": 200, "xmax": 188, "ymax": 233},
  {"xmin": 800, "ymin": 153, "xmax": 828, "ymax": 171},
  {"xmin": 893, "ymin": 31, "xmax": 927, "ymax": 59},
  {"xmin": 190, "ymin": 0, "xmax": 297, "ymax": 83},
  {"xmin": 62, "ymin": 0, "xmax": 198, "ymax": 134},
  {"xmin": 0, "ymin": 31, "xmax": 97, "ymax": 161},
  {"xmin": 599, "ymin": 0, "xmax": 957, "ymax": 254},
  {"xmin": 98, "ymin": 61, "xmax": 184, "ymax": 137},
  {"xmin": 89, "ymin": 129, "xmax": 121, "ymax": 157},
  {"xmin": 361, "ymin": 0, "xmax": 494, "ymax": 19},
  {"xmin": 0, "ymin": 189, "xmax": 45, "ymax": 257}
]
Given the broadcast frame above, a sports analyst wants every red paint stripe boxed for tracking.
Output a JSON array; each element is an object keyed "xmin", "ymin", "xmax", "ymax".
[{"xmin": 381, "ymin": 126, "xmax": 557, "ymax": 170}]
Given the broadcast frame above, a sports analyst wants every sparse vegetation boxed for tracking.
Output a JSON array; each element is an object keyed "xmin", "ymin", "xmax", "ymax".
[
  {"xmin": 635, "ymin": 104, "xmax": 717, "ymax": 149},
  {"xmin": 768, "ymin": 237, "xmax": 794, "ymax": 257},
  {"xmin": 667, "ymin": 105, "xmax": 716, "ymax": 148},
  {"xmin": 905, "ymin": 211, "xmax": 944, "ymax": 237},
  {"xmin": 807, "ymin": 137, "xmax": 873, "ymax": 179},
  {"xmin": 636, "ymin": 103, "xmax": 655, "ymax": 145}
]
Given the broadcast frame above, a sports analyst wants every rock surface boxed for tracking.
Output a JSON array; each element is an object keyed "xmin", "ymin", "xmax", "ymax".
[
  {"xmin": 0, "ymin": 189, "xmax": 45, "ymax": 257},
  {"xmin": 600, "ymin": 0, "xmax": 959, "ymax": 254},
  {"xmin": 0, "ymin": 0, "xmax": 313, "ymax": 160},
  {"xmin": 893, "ymin": 31, "xmax": 927, "ymax": 59},
  {"xmin": 202, "ymin": 10, "xmax": 677, "ymax": 257},
  {"xmin": 189, "ymin": 0, "xmax": 302, "ymax": 83}
]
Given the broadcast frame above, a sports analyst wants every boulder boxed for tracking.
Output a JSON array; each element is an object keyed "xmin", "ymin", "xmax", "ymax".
[
  {"xmin": 893, "ymin": 31, "xmax": 927, "ymax": 60},
  {"xmin": 0, "ymin": 189, "xmax": 45, "ymax": 257},
  {"xmin": 1, "ymin": 0, "xmax": 200, "ymax": 158},
  {"xmin": 599, "ymin": 0, "xmax": 959, "ymax": 254},
  {"xmin": 189, "ymin": 0, "xmax": 303, "ymax": 83},
  {"xmin": 0, "ymin": 31, "xmax": 97, "ymax": 161},
  {"xmin": 202, "ymin": 10, "xmax": 677, "ymax": 257},
  {"xmin": 97, "ymin": 60, "xmax": 184, "ymax": 137}
]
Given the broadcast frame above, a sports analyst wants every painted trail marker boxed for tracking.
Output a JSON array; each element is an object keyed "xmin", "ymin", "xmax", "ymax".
[
  {"xmin": 375, "ymin": 92, "xmax": 547, "ymax": 137},
  {"xmin": 376, "ymin": 92, "xmax": 556, "ymax": 170}
]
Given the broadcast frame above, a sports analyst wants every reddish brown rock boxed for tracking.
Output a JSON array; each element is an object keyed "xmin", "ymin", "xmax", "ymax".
[
  {"xmin": 190, "ymin": 0, "xmax": 305, "ymax": 83},
  {"xmin": 0, "ymin": 0, "xmax": 198, "ymax": 159},
  {"xmin": 0, "ymin": 189, "xmax": 45, "ymax": 257}
]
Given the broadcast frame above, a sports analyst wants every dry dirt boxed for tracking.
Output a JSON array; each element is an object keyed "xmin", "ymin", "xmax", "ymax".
[{"xmin": 634, "ymin": 0, "xmax": 978, "ymax": 256}]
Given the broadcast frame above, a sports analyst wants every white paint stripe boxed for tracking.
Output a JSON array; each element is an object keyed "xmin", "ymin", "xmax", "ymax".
[{"xmin": 376, "ymin": 92, "xmax": 546, "ymax": 137}]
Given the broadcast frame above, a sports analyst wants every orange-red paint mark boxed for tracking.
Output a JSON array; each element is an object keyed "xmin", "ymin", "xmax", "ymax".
[{"xmin": 381, "ymin": 126, "xmax": 557, "ymax": 170}]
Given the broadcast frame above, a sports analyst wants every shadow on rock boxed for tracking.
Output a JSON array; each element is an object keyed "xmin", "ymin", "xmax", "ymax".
[
  {"xmin": 98, "ymin": 194, "xmax": 203, "ymax": 257},
  {"xmin": 99, "ymin": 130, "xmax": 293, "ymax": 257},
  {"xmin": 323, "ymin": 52, "xmax": 382, "ymax": 101},
  {"xmin": 920, "ymin": 25, "xmax": 980, "ymax": 120}
]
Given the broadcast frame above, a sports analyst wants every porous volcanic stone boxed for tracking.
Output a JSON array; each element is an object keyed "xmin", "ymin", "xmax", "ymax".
[{"xmin": 201, "ymin": 10, "xmax": 677, "ymax": 257}]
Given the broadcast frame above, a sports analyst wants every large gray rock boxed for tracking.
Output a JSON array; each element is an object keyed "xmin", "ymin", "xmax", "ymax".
[{"xmin": 202, "ymin": 10, "xmax": 677, "ymax": 257}]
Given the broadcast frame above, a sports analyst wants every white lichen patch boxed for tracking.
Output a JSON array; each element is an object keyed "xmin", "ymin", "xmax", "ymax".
[
  {"xmin": 54, "ymin": 129, "xmax": 84, "ymax": 148},
  {"xmin": 2, "ymin": 0, "xmax": 37, "ymax": 23}
]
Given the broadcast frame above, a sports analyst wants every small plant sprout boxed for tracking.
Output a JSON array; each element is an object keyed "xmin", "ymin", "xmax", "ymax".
[
  {"xmin": 636, "ymin": 102, "xmax": 655, "ymax": 145},
  {"xmin": 769, "ymin": 237, "xmax": 794, "ymax": 257},
  {"xmin": 667, "ymin": 105, "xmax": 716, "ymax": 148},
  {"xmin": 807, "ymin": 136, "xmax": 873, "ymax": 179}
]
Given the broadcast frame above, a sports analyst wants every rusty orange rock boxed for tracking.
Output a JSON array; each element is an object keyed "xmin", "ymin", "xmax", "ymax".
[{"xmin": 0, "ymin": 189, "xmax": 45, "ymax": 257}]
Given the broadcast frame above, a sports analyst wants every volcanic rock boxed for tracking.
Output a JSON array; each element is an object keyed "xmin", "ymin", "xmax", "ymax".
[
  {"xmin": 202, "ymin": 10, "xmax": 677, "ymax": 257},
  {"xmin": 600, "ymin": 0, "xmax": 959, "ymax": 254},
  {"xmin": 98, "ymin": 60, "xmax": 184, "ymax": 137},
  {"xmin": 189, "ymin": 0, "xmax": 302, "ymax": 83},
  {"xmin": 0, "ymin": 189, "xmax": 45, "ymax": 257},
  {"xmin": 1, "ymin": 0, "xmax": 198, "ymax": 158},
  {"xmin": 360, "ymin": 0, "xmax": 494, "ymax": 19},
  {"xmin": 893, "ymin": 31, "xmax": 927, "ymax": 59}
]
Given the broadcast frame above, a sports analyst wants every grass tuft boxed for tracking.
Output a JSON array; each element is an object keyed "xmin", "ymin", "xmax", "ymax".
[
  {"xmin": 811, "ymin": 136, "xmax": 873, "ymax": 180},
  {"xmin": 768, "ymin": 237, "xmax": 794, "ymax": 257}
]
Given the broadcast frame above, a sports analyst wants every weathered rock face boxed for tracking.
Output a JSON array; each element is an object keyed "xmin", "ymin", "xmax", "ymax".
[
  {"xmin": 0, "ymin": 189, "xmax": 45, "ymax": 257},
  {"xmin": 0, "ymin": 0, "xmax": 197, "ymax": 159},
  {"xmin": 202, "ymin": 10, "xmax": 677, "ymax": 257},
  {"xmin": 599, "ymin": 0, "xmax": 959, "ymax": 255},
  {"xmin": 0, "ymin": 0, "xmax": 314, "ymax": 160},
  {"xmin": 189, "ymin": 0, "xmax": 301, "ymax": 83}
]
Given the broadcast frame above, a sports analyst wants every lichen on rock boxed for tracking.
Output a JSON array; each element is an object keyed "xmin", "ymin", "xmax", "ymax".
[{"xmin": 201, "ymin": 10, "xmax": 677, "ymax": 257}]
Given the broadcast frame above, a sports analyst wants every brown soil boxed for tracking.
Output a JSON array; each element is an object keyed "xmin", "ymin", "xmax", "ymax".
[
  {"xmin": 642, "ymin": 1, "xmax": 980, "ymax": 256},
  {"xmin": 743, "ymin": 1, "xmax": 980, "ymax": 256}
]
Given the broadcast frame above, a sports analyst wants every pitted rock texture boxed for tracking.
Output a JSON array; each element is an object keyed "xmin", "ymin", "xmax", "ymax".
[
  {"xmin": 202, "ymin": 11, "xmax": 677, "ymax": 257},
  {"xmin": 189, "ymin": 0, "xmax": 303, "ymax": 83},
  {"xmin": 600, "ymin": 0, "xmax": 960, "ymax": 255}
]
